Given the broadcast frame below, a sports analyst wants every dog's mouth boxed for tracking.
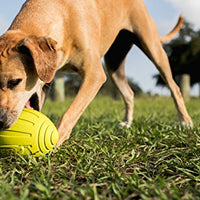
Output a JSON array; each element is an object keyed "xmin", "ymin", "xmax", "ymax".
[{"xmin": 25, "ymin": 93, "xmax": 39, "ymax": 111}]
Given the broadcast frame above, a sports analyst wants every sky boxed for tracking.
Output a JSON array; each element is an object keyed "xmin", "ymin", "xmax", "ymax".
[{"xmin": 0, "ymin": 0, "xmax": 200, "ymax": 95}]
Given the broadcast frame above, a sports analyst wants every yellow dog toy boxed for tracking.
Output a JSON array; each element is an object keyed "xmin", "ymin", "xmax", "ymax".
[{"xmin": 0, "ymin": 109, "xmax": 59, "ymax": 157}]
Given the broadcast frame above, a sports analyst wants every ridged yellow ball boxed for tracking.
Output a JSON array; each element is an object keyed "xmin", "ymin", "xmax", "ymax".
[{"xmin": 0, "ymin": 108, "xmax": 59, "ymax": 157}]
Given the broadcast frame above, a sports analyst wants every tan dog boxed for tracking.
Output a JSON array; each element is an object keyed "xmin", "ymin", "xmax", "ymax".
[{"xmin": 0, "ymin": 0, "xmax": 192, "ymax": 146}]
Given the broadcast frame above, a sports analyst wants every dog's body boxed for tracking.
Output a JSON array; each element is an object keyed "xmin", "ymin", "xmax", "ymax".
[{"xmin": 0, "ymin": 0, "xmax": 192, "ymax": 146}]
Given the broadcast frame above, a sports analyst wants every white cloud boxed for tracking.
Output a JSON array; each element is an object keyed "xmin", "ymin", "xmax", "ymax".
[{"xmin": 164, "ymin": 0, "xmax": 200, "ymax": 29}]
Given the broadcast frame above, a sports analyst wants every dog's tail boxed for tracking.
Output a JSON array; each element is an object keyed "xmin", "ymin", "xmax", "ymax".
[{"xmin": 160, "ymin": 15, "xmax": 184, "ymax": 43}]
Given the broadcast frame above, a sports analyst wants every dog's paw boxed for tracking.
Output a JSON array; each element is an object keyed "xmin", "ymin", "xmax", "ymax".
[
  {"xmin": 180, "ymin": 120, "xmax": 193, "ymax": 129},
  {"xmin": 119, "ymin": 121, "xmax": 131, "ymax": 128},
  {"xmin": 179, "ymin": 116, "xmax": 193, "ymax": 129}
]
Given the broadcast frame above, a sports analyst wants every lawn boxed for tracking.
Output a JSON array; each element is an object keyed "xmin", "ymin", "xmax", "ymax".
[{"xmin": 0, "ymin": 96, "xmax": 200, "ymax": 199}]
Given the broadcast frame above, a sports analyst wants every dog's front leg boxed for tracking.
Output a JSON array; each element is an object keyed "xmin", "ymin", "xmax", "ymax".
[{"xmin": 56, "ymin": 60, "xmax": 106, "ymax": 146}]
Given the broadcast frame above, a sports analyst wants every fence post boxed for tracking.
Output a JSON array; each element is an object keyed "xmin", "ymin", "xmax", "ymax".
[
  {"xmin": 176, "ymin": 74, "xmax": 190, "ymax": 101},
  {"xmin": 50, "ymin": 73, "xmax": 65, "ymax": 101}
]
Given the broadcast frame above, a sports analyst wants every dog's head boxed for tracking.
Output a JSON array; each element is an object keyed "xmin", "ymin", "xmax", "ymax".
[{"xmin": 0, "ymin": 30, "xmax": 57, "ymax": 130}]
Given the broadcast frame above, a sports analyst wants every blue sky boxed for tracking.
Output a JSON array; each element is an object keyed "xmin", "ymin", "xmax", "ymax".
[{"xmin": 0, "ymin": 0, "xmax": 199, "ymax": 95}]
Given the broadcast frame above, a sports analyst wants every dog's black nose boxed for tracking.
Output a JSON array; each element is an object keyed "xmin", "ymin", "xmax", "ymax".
[
  {"xmin": 0, "ymin": 121, "xmax": 5, "ymax": 130},
  {"xmin": 0, "ymin": 120, "xmax": 11, "ymax": 131}
]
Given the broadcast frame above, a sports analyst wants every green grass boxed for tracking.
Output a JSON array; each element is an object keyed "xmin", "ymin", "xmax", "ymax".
[{"xmin": 1, "ymin": 96, "xmax": 200, "ymax": 199}]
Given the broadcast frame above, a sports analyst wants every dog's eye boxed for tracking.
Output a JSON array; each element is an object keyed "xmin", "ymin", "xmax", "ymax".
[{"xmin": 8, "ymin": 79, "xmax": 22, "ymax": 89}]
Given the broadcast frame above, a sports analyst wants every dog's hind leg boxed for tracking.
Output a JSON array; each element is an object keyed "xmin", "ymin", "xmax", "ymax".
[
  {"xmin": 130, "ymin": 13, "xmax": 193, "ymax": 127},
  {"xmin": 104, "ymin": 30, "xmax": 134, "ymax": 128}
]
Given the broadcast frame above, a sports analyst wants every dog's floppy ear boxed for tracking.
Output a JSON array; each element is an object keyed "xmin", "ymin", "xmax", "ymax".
[{"xmin": 16, "ymin": 36, "xmax": 57, "ymax": 83}]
